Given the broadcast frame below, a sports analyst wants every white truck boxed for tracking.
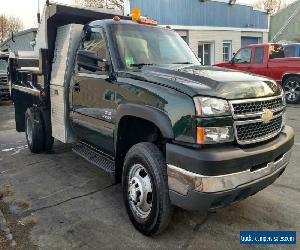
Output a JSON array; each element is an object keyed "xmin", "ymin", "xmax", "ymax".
[{"xmin": 0, "ymin": 53, "xmax": 9, "ymax": 100}]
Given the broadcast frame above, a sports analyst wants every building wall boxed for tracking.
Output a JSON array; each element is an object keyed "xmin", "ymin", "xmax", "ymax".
[
  {"xmin": 130, "ymin": 0, "xmax": 268, "ymax": 29},
  {"xmin": 269, "ymin": 0, "xmax": 300, "ymax": 42},
  {"xmin": 188, "ymin": 30, "xmax": 241, "ymax": 64},
  {"xmin": 130, "ymin": 0, "xmax": 269, "ymax": 65}
]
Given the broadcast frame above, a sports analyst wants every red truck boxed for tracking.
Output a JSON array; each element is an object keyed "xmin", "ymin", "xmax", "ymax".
[{"xmin": 215, "ymin": 44, "xmax": 300, "ymax": 104}]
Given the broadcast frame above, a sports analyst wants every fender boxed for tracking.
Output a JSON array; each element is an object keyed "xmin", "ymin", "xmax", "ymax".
[{"xmin": 114, "ymin": 103, "xmax": 174, "ymax": 149}]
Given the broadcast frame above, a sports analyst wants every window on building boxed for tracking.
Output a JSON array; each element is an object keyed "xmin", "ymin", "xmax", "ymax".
[
  {"xmin": 254, "ymin": 47, "xmax": 264, "ymax": 64},
  {"xmin": 223, "ymin": 42, "xmax": 232, "ymax": 62},
  {"xmin": 181, "ymin": 36, "xmax": 188, "ymax": 44},
  {"xmin": 233, "ymin": 48, "xmax": 251, "ymax": 64},
  {"xmin": 198, "ymin": 42, "xmax": 213, "ymax": 65},
  {"xmin": 269, "ymin": 44, "xmax": 285, "ymax": 59}
]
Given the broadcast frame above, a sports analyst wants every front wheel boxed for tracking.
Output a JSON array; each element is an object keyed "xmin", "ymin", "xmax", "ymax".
[
  {"xmin": 283, "ymin": 76, "xmax": 300, "ymax": 104},
  {"xmin": 122, "ymin": 142, "xmax": 173, "ymax": 236}
]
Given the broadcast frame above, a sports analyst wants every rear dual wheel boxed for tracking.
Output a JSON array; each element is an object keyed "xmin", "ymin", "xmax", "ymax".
[
  {"xmin": 25, "ymin": 107, "xmax": 54, "ymax": 153},
  {"xmin": 25, "ymin": 108, "xmax": 44, "ymax": 153}
]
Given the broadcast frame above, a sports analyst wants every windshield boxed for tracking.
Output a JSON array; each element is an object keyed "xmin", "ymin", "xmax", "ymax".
[
  {"xmin": 110, "ymin": 24, "xmax": 200, "ymax": 70},
  {"xmin": 0, "ymin": 60, "xmax": 7, "ymax": 72}
]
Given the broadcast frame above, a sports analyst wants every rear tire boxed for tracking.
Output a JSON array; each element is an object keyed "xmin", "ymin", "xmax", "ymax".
[
  {"xmin": 122, "ymin": 142, "xmax": 173, "ymax": 236},
  {"xmin": 283, "ymin": 76, "xmax": 300, "ymax": 104},
  {"xmin": 25, "ymin": 107, "xmax": 45, "ymax": 153},
  {"xmin": 41, "ymin": 109, "xmax": 54, "ymax": 152}
]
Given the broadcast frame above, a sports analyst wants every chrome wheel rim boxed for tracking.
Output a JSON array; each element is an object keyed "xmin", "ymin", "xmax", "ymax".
[
  {"xmin": 128, "ymin": 164, "xmax": 153, "ymax": 219},
  {"xmin": 26, "ymin": 117, "xmax": 33, "ymax": 145},
  {"xmin": 284, "ymin": 80, "xmax": 300, "ymax": 102}
]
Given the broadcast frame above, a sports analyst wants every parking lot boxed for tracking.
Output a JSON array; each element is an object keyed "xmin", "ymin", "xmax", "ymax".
[{"xmin": 0, "ymin": 101, "xmax": 299, "ymax": 249}]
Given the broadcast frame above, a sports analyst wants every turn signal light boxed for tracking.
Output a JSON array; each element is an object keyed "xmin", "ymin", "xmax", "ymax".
[
  {"xmin": 197, "ymin": 126, "xmax": 234, "ymax": 144},
  {"xmin": 197, "ymin": 127, "xmax": 205, "ymax": 144}
]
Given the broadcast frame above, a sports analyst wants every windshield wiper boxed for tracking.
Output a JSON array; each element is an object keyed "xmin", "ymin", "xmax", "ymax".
[
  {"xmin": 129, "ymin": 63, "xmax": 154, "ymax": 68},
  {"xmin": 171, "ymin": 62, "xmax": 193, "ymax": 65}
]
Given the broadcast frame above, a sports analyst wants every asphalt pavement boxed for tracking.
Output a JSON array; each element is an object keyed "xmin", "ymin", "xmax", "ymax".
[{"xmin": 0, "ymin": 101, "xmax": 299, "ymax": 249}]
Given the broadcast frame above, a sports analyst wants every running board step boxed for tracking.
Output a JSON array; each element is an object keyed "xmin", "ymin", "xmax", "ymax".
[{"xmin": 72, "ymin": 142, "xmax": 115, "ymax": 176}]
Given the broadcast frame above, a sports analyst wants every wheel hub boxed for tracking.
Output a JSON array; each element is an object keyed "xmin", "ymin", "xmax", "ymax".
[
  {"xmin": 128, "ymin": 164, "xmax": 153, "ymax": 219},
  {"xmin": 129, "ymin": 177, "xmax": 144, "ymax": 205},
  {"xmin": 26, "ymin": 118, "xmax": 33, "ymax": 144},
  {"xmin": 285, "ymin": 80, "xmax": 300, "ymax": 102}
]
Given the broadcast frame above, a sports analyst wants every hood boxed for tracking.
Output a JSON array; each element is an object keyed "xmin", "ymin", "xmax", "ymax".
[{"xmin": 122, "ymin": 65, "xmax": 282, "ymax": 100}]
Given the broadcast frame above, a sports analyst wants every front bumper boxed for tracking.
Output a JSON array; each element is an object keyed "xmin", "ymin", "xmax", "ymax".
[{"xmin": 167, "ymin": 126, "xmax": 294, "ymax": 211}]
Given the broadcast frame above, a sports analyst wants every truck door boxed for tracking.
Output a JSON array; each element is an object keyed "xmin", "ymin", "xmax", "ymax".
[
  {"xmin": 248, "ymin": 46, "xmax": 267, "ymax": 77},
  {"xmin": 70, "ymin": 27, "xmax": 116, "ymax": 156},
  {"xmin": 231, "ymin": 47, "xmax": 252, "ymax": 73}
]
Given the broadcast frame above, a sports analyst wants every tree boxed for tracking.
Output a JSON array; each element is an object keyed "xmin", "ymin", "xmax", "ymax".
[
  {"xmin": 73, "ymin": 0, "xmax": 124, "ymax": 10},
  {"xmin": 0, "ymin": 15, "xmax": 23, "ymax": 43},
  {"xmin": 255, "ymin": 0, "xmax": 286, "ymax": 14}
]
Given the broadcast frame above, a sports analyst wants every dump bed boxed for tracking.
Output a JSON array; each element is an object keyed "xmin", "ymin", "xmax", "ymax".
[
  {"xmin": 10, "ymin": 2, "xmax": 126, "ymax": 93},
  {"xmin": 9, "ymin": 2, "xmax": 128, "ymax": 132}
]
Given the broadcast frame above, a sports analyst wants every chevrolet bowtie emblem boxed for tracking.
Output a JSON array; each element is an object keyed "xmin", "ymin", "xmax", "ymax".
[{"xmin": 261, "ymin": 108, "xmax": 273, "ymax": 124}]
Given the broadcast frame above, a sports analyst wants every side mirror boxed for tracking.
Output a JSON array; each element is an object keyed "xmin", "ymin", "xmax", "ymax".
[{"xmin": 77, "ymin": 50, "xmax": 107, "ymax": 72}]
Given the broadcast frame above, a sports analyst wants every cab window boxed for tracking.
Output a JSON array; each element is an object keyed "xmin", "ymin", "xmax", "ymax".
[
  {"xmin": 80, "ymin": 28, "xmax": 108, "ymax": 73},
  {"xmin": 253, "ymin": 47, "xmax": 264, "ymax": 64},
  {"xmin": 234, "ymin": 48, "xmax": 251, "ymax": 64},
  {"xmin": 111, "ymin": 24, "xmax": 200, "ymax": 69},
  {"xmin": 284, "ymin": 46, "xmax": 296, "ymax": 57},
  {"xmin": 83, "ymin": 29, "xmax": 107, "ymax": 60}
]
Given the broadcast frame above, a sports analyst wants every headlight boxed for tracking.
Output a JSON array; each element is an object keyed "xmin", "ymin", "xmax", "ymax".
[
  {"xmin": 194, "ymin": 97, "xmax": 234, "ymax": 144},
  {"xmin": 193, "ymin": 97, "xmax": 231, "ymax": 117},
  {"xmin": 197, "ymin": 127, "xmax": 234, "ymax": 144}
]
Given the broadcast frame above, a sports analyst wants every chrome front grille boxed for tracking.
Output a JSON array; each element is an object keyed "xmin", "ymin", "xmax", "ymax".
[
  {"xmin": 0, "ymin": 75, "xmax": 8, "ymax": 86},
  {"xmin": 235, "ymin": 115, "xmax": 283, "ymax": 143},
  {"xmin": 230, "ymin": 95, "xmax": 285, "ymax": 145},
  {"xmin": 232, "ymin": 97, "xmax": 283, "ymax": 117}
]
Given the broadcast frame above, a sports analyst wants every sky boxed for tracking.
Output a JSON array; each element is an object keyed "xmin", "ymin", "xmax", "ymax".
[{"xmin": 0, "ymin": 0, "xmax": 297, "ymax": 29}]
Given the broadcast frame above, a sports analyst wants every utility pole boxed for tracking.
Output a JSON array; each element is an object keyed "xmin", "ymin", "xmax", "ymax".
[{"xmin": 37, "ymin": 0, "xmax": 41, "ymax": 24}]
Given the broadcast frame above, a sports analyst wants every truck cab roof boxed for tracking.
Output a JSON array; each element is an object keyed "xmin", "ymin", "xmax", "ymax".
[{"xmin": 88, "ymin": 19, "xmax": 165, "ymax": 31}]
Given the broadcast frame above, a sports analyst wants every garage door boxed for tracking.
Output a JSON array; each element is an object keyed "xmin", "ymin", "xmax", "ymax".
[{"xmin": 241, "ymin": 37, "xmax": 260, "ymax": 47}]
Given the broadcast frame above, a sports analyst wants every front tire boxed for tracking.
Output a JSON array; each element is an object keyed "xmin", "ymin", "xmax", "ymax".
[
  {"xmin": 25, "ymin": 107, "xmax": 45, "ymax": 153},
  {"xmin": 122, "ymin": 142, "xmax": 173, "ymax": 236},
  {"xmin": 283, "ymin": 76, "xmax": 300, "ymax": 104}
]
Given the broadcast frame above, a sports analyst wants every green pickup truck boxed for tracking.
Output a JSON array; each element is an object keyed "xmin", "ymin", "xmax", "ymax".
[{"xmin": 9, "ymin": 4, "xmax": 294, "ymax": 235}]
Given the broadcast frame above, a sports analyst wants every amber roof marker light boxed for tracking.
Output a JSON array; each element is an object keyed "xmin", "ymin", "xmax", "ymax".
[
  {"xmin": 131, "ymin": 7, "xmax": 158, "ymax": 26},
  {"xmin": 132, "ymin": 7, "xmax": 141, "ymax": 21}
]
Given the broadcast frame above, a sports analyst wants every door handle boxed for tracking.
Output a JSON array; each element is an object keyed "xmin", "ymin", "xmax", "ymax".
[{"xmin": 74, "ymin": 82, "xmax": 80, "ymax": 92}]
